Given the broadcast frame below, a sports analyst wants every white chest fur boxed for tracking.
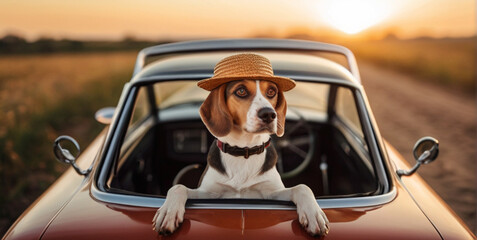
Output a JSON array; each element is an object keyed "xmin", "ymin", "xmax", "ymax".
[
  {"xmin": 221, "ymin": 152, "xmax": 265, "ymax": 189},
  {"xmin": 198, "ymin": 149, "xmax": 283, "ymax": 199}
]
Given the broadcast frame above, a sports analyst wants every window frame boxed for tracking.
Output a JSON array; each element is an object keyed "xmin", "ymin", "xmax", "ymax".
[{"xmin": 93, "ymin": 78, "xmax": 394, "ymax": 210}]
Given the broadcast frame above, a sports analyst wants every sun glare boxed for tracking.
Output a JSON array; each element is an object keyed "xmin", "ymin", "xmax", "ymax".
[{"xmin": 321, "ymin": 0, "xmax": 393, "ymax": 34}]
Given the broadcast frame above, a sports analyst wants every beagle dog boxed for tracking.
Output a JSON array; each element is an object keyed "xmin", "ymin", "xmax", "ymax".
[{"xmin": 153, "ymin": 79, "xmax": 329, "ymax": 237}]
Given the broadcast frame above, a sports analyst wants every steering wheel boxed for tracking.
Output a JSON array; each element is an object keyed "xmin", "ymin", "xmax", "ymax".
[{"xmin": 273, "ymin": 107, "xmax": 315, "ymax": 179}]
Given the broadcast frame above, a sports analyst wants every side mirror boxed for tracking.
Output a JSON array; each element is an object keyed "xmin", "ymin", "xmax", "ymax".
[
  {"xmin": 95, "ymin": 107, "xmax": 116, "ymax": 125},
  {"xmin": 53, "ymin": 135, "xmax": 91, "ymax": 176},
  {"xmin": 397, "ymin": 137, "xmax": 439, "ymax": 177}
]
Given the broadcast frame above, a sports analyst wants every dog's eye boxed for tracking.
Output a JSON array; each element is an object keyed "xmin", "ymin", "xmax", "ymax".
[
  {"xmin": 266, "ymin": 87, "xmax": 277, "ymax": 98},
  {"xmin": 235, "ymin": 87, "xmax": 248, "ymax": 98}
]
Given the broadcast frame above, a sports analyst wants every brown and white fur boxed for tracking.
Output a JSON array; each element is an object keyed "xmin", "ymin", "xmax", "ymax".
[{"xmin": 153, "ymin": 80, "xmax": 329, "ymax": 237}]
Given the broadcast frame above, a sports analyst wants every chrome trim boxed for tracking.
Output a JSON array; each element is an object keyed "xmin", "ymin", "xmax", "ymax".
[
  {"xmin": 355, "ymin": 89, "xmax": 390, "ymax": 193},
  {"xmin": 91, "ymin": 182, "xmax": 397, "ymax": 209},
  {"xmin": 95, "ymin": 83, "xmax": 133, "ymax": 191},
  {"xmin": 94, "ymin": 79, "xmax": 393, "ymax": 208}
]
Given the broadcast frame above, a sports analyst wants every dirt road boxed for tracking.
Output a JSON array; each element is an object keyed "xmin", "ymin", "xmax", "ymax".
[{"xmin": 359, "ymin": 62, "xmax": 476, "ymax": 232}]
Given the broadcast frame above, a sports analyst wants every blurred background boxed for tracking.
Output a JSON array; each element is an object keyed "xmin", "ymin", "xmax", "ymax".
[{"xmin": 0, "ymin": 0, "xmax": 475, "ymax": 235}]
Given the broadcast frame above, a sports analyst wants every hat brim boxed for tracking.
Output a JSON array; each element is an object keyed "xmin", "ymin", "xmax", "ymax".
[{"xmin": 197, "ymin": 75, "xmax": 296, "ymax": 92}]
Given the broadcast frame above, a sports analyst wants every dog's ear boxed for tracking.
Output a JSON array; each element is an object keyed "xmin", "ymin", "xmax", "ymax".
[
  {"xmin": 199, "ymin": 84, "xmax": 233, "ymax": 137},
  {"xmin": 275, "ymin": 90, "xmax": 287, "ymax": 137}
]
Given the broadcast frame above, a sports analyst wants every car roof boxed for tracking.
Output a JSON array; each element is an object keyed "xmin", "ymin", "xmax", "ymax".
[{"xmin": 130, "ymin": 39, "xmax": 361, "ymax": 87}]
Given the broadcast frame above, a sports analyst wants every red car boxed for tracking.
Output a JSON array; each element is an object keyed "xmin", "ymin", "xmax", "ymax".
[{"xmin": 3, "ymin": 39, "xmax": 475, "ymax": 239}]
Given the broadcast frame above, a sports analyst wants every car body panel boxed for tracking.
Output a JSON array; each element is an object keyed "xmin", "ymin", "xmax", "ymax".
[
  {"xmin": 242, "ymin": 186, "xmax": 443, "ymax": 240},
  {"xmin": 132, "ymin": 39, "xmax": 361, "ymax": 82},
  {"xmin": 386, "ymin": 142, "xmax": 475, "ymax": 239},
  {"xmin": 37, "ymin": 177, "xmax": 440, "ymax": 240},
  {"xmin": 42, "ymin": 186, "xmax": 245, "ymax": 240},
  {"xmin": 2, "ymin": 169, "xmax": 83, "ymax": 240}
]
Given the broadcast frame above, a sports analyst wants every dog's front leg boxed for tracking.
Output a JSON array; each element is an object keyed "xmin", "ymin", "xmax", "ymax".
[
  {"xmin": 153, "ymin": 184, "xmax": 188, "ymax": 235},
  {"xmin": 153, "ymin": 185, "xmax": 213, "ymax": 235},
  {"xmin": 269, "ymin": 184, "xmax": 329, "ymax": 237}
]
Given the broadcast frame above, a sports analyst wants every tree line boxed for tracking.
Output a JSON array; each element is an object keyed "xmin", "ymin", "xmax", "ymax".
[{"xmin": 0, "ymin": 34, "xmax": 167, "ymax": 54}]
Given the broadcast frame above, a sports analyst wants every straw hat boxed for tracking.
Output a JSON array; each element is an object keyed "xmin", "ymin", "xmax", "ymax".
[{"xmin": 197, "ymin": 53, "xmax": 296, "ymax": 92}]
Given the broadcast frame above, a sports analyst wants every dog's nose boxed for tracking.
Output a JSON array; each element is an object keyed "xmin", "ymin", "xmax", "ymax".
[{"xmin": 258, "ymin": 108, "xmax": 276, "ymax": 124}]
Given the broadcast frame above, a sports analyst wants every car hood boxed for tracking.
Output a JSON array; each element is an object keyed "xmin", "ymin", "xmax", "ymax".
[{"xmin": 41, "ymin": 184, "xmax": 441, "ymax": 240}]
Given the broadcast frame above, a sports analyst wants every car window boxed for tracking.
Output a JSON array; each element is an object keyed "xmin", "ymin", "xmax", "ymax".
[
  {"xmin": 119, "ymin": 86, "xmax": 152, "ymax": 158},
  {"xmin": 335, "ymin": 87, "xmax": 363, "ymax": 138},
  {"xmin": 332, "ymin": 87, "xmax": 376, "ymax": 194},
  {"xmin": 128, "ymin": 87, "xmax": 150, "ymax": 132},
  {"xmin": 154, "ymin": 81, "xmax": 208, "ymax": 109},
  {"xmin": 284, "ymin": 82, "xmax": 329, "ymax": 114},
  {"xmin": 116, "ymin": 86, "xmax": 154, "ymax": 183},
  {"xmin": 153, "ymin": 81, "xmax": 329, "ymax": 116}
]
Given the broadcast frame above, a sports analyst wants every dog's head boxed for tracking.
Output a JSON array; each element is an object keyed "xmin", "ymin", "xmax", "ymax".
[{"xmin": 199, "ymin": 80, "xmax": 287, "ymax": 138}]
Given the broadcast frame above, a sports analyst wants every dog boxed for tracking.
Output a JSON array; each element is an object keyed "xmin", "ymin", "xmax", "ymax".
[{"xmin": 152, "ymin": 53, "xmax": 329, "ymax": 237}]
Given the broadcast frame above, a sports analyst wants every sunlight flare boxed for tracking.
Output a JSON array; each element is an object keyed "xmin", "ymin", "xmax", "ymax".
[{"xmin": 321, "ymin": 0, "xmax": 393, "ymax": 34}]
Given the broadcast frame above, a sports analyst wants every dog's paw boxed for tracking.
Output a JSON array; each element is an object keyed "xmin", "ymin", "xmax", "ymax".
[
  {"xmin": 152, "ymin": 185, "xmax": 187, "ymax": 235},
  {"xmin": 297, "ymin": 199, "xmax": 329, "ymax": 237},
  {"xmin": 152, "ymin": 201, "xmax": 185, "ymax": 235}
]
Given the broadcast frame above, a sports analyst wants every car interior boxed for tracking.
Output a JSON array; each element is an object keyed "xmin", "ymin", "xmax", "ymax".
[{"xmin": 107, "ymin": 80, "xmax": 379, "ymax": 199}]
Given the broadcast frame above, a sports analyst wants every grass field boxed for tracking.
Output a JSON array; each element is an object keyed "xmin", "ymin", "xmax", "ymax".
[
  {"xmin": 0, "ymin": 37, "xmax": 475, "ymax": 234},
  {"xmin": 343, "ymin": 38, "xmax": 476, "ymax": 94},
  {"xmin": 0, "ymin": 51, "xmax": 138, "ymax": 232}
]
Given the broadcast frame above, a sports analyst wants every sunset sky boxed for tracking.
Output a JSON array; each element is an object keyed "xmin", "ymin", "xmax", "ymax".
[{"xmin": 0, "ymin": 0, "xmax": 475, "ymax": 41}]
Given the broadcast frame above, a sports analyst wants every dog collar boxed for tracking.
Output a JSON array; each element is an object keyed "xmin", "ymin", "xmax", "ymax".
[{"xmin": 216, "ymin": 139, "xmax": 271, "ymax": 159}]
